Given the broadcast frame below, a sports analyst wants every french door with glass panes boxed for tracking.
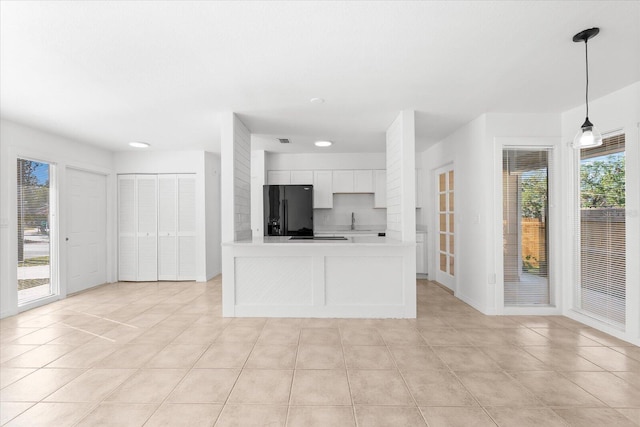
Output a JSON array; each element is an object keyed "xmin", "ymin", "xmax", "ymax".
[{"xmin": 435, "ymin": 166, "xmax": 454, "ymax": 289}]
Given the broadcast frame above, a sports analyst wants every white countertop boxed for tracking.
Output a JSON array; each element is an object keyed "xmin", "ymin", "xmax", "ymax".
[{"xmin": 225, "ymin": 235, "xmax": 412, "ymax": 246}]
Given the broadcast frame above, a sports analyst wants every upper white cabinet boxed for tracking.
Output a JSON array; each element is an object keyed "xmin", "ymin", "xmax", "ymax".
[
  {"xmin": 332, "ymin": 170, "xmax": 374, "ymax": 193},
  {"xmin": 267, "ymin": 170, "xmax": 291, "ymax": 185},
  {"xmin": 374, "ymin": 170, "xmax": 386, "ymax": 208},
  {"xmin": 332, "ymin": 170, "xmax": 354, "ymax": 193},
  {"xmin": 354, "ymin": 170, "xmax": 374, "ymax": 193},
  {"xmin": 313, "ymin": 171, "xmax": 333, "ymax": 208},
  {"xmin": 290, "ymin": 170, "xmax": 313, "ymax": 185}
]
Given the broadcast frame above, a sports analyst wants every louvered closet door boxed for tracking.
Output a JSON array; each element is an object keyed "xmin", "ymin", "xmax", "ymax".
[
  {"xmin": 118, "ymin": 175, "xmax": 137, "ymax": 281},
  {"xmin": 177, "ymin": 175, "xmax": 196, "ymax": 280},
  {"xmin": 136, "ymin": 175, "xmax": 158, "ymax": 281},
  {"xmin": 158, "ymin": 175, "xmax": 177, "ymax": 280}
]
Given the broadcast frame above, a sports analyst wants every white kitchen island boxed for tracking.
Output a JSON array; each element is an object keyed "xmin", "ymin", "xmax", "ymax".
[{"xmin": 221, "ymin": 236, "xmax": 416, "ymax": 318}]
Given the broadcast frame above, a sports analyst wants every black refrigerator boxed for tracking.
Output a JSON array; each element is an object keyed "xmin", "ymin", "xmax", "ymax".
[{"xmin": 264, "ymin": 185, "xmax": 313, "ymax": 236}]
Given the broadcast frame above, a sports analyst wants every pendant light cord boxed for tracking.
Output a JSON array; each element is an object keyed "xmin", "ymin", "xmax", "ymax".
[{"xmin": 585, "ymin": 40, "xmax": 589, "ymax": 118}]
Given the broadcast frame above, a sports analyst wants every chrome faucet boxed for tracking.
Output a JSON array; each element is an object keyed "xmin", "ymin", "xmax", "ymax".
[{"xmin": 351, "ymin": 212, "xmax": 355, "ymax": 230}]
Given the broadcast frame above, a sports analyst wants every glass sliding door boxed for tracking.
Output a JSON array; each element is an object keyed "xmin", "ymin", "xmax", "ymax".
[
  {"xmin": 17, "ymin": 158, "xmax": 55, "ymax": 305},
  {"xmin": 503, "ymin": 149, "xmax": 550, "ymax": 306},
  {"xmin": 578, "ymin": 134, "xmax": 625, "ymax": 326}
]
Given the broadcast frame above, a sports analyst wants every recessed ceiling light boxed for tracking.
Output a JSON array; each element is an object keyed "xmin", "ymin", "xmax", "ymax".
[
  {"xmin": 314, "ymin": 140, "xmax": 332, "ymax": 147},
  {"xmin": 310, "ymin": 97, "xmax": 325, "ymax": 104},
  {"xmin": 129, "ymin": 141, "xmax": 150, "ymax": 148}
]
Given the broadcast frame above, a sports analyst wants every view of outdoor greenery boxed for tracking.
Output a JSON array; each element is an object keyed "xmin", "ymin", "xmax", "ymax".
[{"xmin": 580, "ymin": 153, "xmax": 625, "ymax": 208}]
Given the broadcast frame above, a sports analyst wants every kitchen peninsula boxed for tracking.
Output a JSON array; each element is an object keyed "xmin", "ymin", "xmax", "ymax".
[{"xmin": 222, "ymin": 235, "xmax": 416, "ymax": 318}]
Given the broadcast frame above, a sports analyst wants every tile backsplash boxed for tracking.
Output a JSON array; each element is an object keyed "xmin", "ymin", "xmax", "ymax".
[{"xmin": 314, "ymin": 194, "xmax": 386, "ymax": 228}]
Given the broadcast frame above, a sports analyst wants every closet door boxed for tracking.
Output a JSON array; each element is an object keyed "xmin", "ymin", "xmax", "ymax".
[
  {"xmin": 136, "ymin": 175, "xmax": 158, "ymax": 281},
  {"xmin": 118, "ymin": 175, "xmax": 137, "ymax": 281},
  {"xmin": 157, "ymin": 175, "xmax": 177, "ymax": 280},
  {"xmin": 177, "ymin": 175, "xmax": 196, "ymax": 280}
]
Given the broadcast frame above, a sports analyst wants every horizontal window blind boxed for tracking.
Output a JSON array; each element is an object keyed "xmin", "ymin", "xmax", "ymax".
[
  {"xmin": 503, "ymin": 149, "xmax": 550, "ymax": 306},
  {"xmin": 578, "ymin": 134, "xmax": 626, "ymax": 326}
]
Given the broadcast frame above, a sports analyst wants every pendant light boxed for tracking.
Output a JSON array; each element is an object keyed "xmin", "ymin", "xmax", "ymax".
[{"xmin": 572, "ymin": 27, "xmax": 602, "ymax": 149}]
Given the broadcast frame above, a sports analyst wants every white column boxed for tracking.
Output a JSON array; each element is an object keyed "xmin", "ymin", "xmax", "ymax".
[
  {"xmin": 386, "ymin": 110, "xmax": 416, "ymax": 242},
  {"xmin": 220, "ymin": 112, "xmax": 252, "ymax": 243}
]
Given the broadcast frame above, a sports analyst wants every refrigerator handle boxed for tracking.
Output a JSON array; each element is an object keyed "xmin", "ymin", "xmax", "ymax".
[{"xmin": 283, "ymin": 199, "xmax": 288, "ymax": 235}]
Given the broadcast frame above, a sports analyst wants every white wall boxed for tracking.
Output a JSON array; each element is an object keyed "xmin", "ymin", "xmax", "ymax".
[
  {"xmin": 560, "ymin": 82, "xmax": 640, "ymax": 345},
  {"xmin": 114, "ymin": 150, "xmax": 216, "ymax": 282},
  {"xmin": 1, "ymin": 119, "xmax": 114, "ymax": 318},
  {"xmin": 315, "ymin": 194, "xmax": 386, "ymax": 230},
  {"xmin": 266, "ymin": 152, "xmax": 385, "ymax": 171},
  {"xmin": 419, "ymin": 113, "xmax": 561, "ymax": 313},
  {"xmin": 205, "ymin": 152, "xmax": 221, "ymax": 279}
]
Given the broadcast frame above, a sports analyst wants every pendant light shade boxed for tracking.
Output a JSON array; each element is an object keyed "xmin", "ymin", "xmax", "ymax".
[{"xmin": 572, "ymin": 27, "xmax": 602, "ymax": 149}]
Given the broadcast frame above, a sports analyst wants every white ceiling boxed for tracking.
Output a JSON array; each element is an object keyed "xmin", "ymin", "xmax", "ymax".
[{"xmin": 1, "ymin": 1, "xmax": 638, "ymax": 154}]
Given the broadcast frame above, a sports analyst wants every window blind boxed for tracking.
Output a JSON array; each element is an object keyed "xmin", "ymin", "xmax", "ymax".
[
  {"xmin": 577, "ymin": 134, "xmax": 626, "ymax": 326},
  {"xmin": 503, "ymin": 149, "xmax": 550, "ymax": 306}
]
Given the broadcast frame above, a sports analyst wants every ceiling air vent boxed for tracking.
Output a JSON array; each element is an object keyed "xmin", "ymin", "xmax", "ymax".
[{"xmin": 278, "ymin": 138, "xmax": 290, "ymax": 144}]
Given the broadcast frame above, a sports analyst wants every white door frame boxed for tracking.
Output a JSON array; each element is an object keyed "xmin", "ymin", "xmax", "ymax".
[{"xmin": 493, "ymin": 137, "xmax": 562, "ymax": 315}]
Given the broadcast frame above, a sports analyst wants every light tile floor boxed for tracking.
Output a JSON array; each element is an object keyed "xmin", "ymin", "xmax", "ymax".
[{"xmin": 1, "ymin": 277, "xmax": 639, "ymax": 426}]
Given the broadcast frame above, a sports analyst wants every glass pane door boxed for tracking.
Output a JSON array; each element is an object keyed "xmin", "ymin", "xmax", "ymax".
[
  {"xmin": 438, "ymin": 170, "xmax": 454, "ymax": 277},
  {"xmin": 503, "ymin": 149, "xmax": 550, "ymax": 306},
  {"xmin": 17, "ymin": 158, "xmax": 54, "ymax": 305}
]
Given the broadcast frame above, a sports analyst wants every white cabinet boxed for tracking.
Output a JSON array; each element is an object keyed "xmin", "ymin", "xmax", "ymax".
[
  {"xmin": 374, "ymin": 170, "xmax": 386, "ymax": 208},
  {"xmin": 354, "ymin": 170, "xmax": 374, "ymax": 192},
  {"xmin": 416, "ymin": 231, "xmax": 427, "ymax": 275},
  {"xmin": 118, "ymin": 174, "xmax": 196, "ymax": 282},
  {"xmin": 313, "ymin": 171, "xmax": 333, "ymax": 208},
  {"xmin": 332, "ymin": 170, "xmax": 354, "ymax": 193},
  {"xmin": 267, "ymin": 170, "xmax": 291, "ymax": 185},
  {"xmin": 290, "ymin": 170, "xmax": 313, "ymax": 185},
  {"xmin": 332, "ymin": 170, "xmax": 374, "ymax": 193}
]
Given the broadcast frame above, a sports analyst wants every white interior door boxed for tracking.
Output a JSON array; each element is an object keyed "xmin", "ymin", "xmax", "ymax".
[
  {"xmin": 136, "ymin": 175, "xmax": 158, "ymax": 281},
  {"xmin": 435, "ymin": 166, "xmax": 455, "ymax": 290},
  {"xmin": 177, "ymin": 174, "xmax": 196, "ymax": 280},
  {"xmin": 158, "ymin": 174, "xmax": 177, "ymax": 280},
  {"xmin": 67, "ymin": 168, "xmax": 107, "ymax": 293}
]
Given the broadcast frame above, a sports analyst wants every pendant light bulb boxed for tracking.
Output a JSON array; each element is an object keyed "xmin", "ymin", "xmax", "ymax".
[
  {"xmin": 572, "ymin": 27, "xmax": 602, "ymax": 149},
  {"xmin": 573, "ymin": 118, "xmax": 602, "ymax": 149}
]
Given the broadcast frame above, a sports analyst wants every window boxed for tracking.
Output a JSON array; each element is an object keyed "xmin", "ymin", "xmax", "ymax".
[
  {"xmin": 17, "ymin": 158, "xmax": 55, "ymax": 305},
  {"xmin": 503, "ymin": 149, "xmax": 550, "ymax": 306},
  {"xmin": 577, "ymin": 134, "xmax": 626, "ymax": 326}
]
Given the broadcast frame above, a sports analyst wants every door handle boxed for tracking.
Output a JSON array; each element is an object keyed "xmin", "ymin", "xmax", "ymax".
[{"xmin": 65, "ymin": 237, "xmax": 69, "ymax": 241}]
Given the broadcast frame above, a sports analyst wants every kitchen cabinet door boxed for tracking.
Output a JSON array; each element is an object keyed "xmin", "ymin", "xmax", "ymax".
[
  {"xmin": 374, "ymin": 170, "xmax": 386, "ymax": 208},
  {"xmin": 332, "ymin": 170, "xmax": 354, "ymax": 193},
  {"xmin": 313, "ymin": 170, "xmax": 333, "ymax": 208},
  {"xmin": 416, "ymin": 232, "xmax": 427, "ymax": 274},
  {"xmin": 267, "ymin": 170, "xmax": 291, "ymax": 185},
  {"xmin": 354, "ymin": 170, "xmax": 374, "ymax": 193},
  {"xmin": 290, "ymin": 170, "xmax": 313, "ymax": 185}
]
